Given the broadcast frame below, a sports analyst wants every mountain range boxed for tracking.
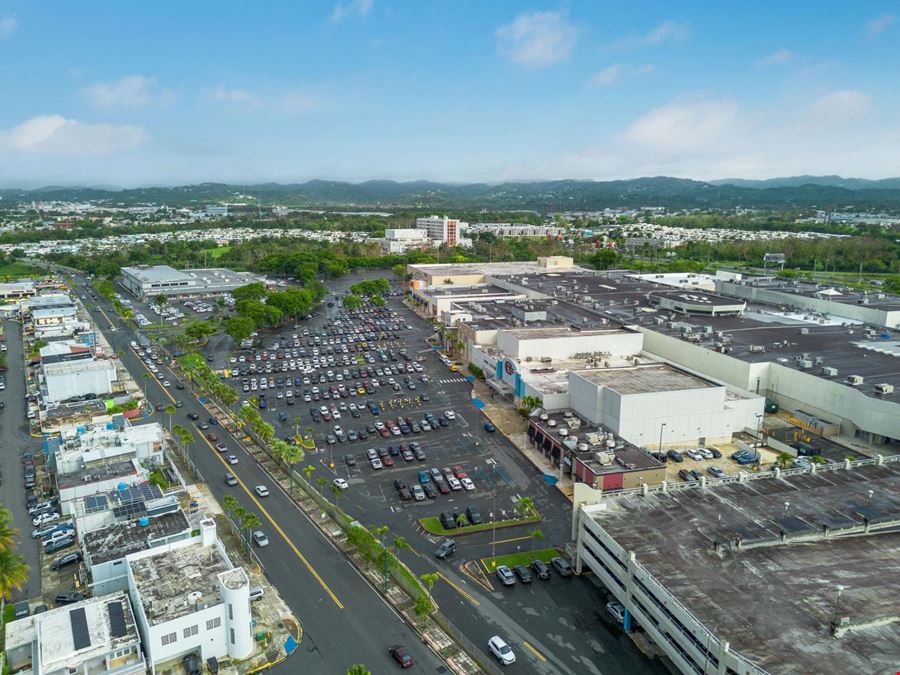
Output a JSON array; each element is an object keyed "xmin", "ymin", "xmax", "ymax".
[{"xmin": 2, "ymin": 176, "xmax": 900, "ymax": 212}]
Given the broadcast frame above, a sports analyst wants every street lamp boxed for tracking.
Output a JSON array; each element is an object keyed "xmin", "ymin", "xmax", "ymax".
[
  {"xmin": 755, "ymin": 414, "xmax": 764, "ymax": 449},
  {"xmin": 658, "ymin": 423, "xmax": 667, "ymax": 453}
]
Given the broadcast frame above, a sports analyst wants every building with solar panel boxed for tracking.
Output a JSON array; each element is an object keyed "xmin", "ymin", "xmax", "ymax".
[{"xmin": 4, "ymin": 592, "xmax": 144, "ymax": 675}]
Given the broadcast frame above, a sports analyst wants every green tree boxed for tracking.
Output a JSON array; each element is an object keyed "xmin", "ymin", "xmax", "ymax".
[
  {"xmin": 303, "ymin": 464, "xmax": 316, "ymax": 482},
  {"xmin": 316, "ymin": 477, "xmax": 328, "ymax": 495},
  {"xmin": 224, "ymin": 315, "xmax": 256, "ymax": 343},
  {"xmin": 515, "ymin": 496, "xmax": 536, "ymax": 518},
  {"xmin": 164, "ymin": 403, "xmax": 176, "ymax": 432},
  {"xmin": 519, "ymin": 396, "xmax": 542, "ymax": 414},
  {"xmin": 281, "ymin": 444, "xmax": 305, "ymax": 494},
  {"xmin": 420, "ymin": 572, "xmax": 438, "ymax": 593},
  {"xmin": 0, "ymin": 508, "xmax": 18, "ymax": 550},
  {"xmin": 153, "ymin": 294, "xmax": 168, "ymax": 324},
  {"xmin": 240, "ymin": 512, "xmax": 262, "ymax": 546},
  {"xmin": 776, "ymin": 452, "xmax": 793, "ymax": 469},
  {"xmin": 221, "ymin": 495, "xmax": 238, "ymax": 519},
  {"xmin": 413, "ymin": 594, "xmax": 434, "ymax": 628},
  {"xmin": 0, "ymin": 548, "xmax": 29, "ymax": 627},
  {"xmin": 347, "ymin": 665, "xmax": 371, "ymax": 675},
  {"xmin": 369, "ymin": 293, "xmax": 386, "ymax": 306},
  {"xmin": 530, "ymin": 528, "xmax": 544, "ymax": 553},
  {"xmin": 343, "ymin": 293, "xmax": 362, "ymax": 310},
  {"xmin": 230, "ymin": 282, "xmax": 268, "ymax": 303},
  {"xmin": 184, "ymin": 319, "xmax": 217, "ymax": 343},
  {"xmin": 393, "ymin": 536, "xmax": 410, "ymax": 567},
  {"xmin": 590, "ymin": 248, "xmax": 619, "ymax": 270}
]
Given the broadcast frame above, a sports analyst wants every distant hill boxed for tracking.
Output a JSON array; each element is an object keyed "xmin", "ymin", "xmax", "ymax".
[{"xmin": 3, "ymin": 176, "xmax": 900, "ymax": 211}]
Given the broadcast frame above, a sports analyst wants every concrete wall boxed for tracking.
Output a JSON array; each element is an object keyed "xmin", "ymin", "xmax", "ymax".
[{"xmin": 497, "ymin": 330, "xmax": 643, "ymax": 361}]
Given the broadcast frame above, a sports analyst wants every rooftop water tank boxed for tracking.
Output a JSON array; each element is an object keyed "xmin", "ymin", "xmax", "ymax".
[{"xmin": 138, "ymin": 517, "xmax": 150, "ymax": 527}]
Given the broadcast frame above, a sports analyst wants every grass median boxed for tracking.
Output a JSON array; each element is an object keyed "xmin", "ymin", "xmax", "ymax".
[
  {"xmin": 419, "ymin": 509, "xmax": 541, "ymax": 536},
  {"xmin": 480, "ymin": 548, "xmax": 559, "ymax": 572}
]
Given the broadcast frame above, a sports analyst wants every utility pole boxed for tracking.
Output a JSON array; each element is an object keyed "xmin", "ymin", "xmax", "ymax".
[{"xmin": 491, "ymin": 490, "xmax": 497, "ymax": 564}]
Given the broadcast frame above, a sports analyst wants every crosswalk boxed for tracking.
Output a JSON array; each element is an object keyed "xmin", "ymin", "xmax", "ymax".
[{"xmin": 438, "ymin": 377, "xmax": 468, "ymax": 384}]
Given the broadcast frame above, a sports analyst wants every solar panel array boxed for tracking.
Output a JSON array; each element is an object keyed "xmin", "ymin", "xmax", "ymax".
[
  {"xmin": 70, "ymin": 607, "xmax": 91, "ymax": 650},
  {"xmin": 84, "ymin": 495, "xmax": 108, "ymax": 514},
  {"xmin": 111, "ymin": 483, "xmax": 162, "ymax": 505},
  {"xmin": 112, "ymin": 500, "xmax": 146, "ymax": 519},
  {"xmin": 107, "ymin": 601, "xmax": 127, "ymax": 638}
]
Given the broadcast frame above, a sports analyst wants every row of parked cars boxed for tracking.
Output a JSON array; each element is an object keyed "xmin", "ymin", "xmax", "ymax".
[{"xmin": 494, "ymin": 557, "xmax": 573, "ymax": 586}]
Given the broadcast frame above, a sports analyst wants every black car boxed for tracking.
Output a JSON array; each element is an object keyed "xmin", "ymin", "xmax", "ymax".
[
  {"xmin": 397, "ymin": 486, "xmax": 412, "ymax": 501},
  {"xmin": 187, "ymin": 412, "xmax": 199, "ymax": 421},
  {"xmin": 514, "ymin": 565, "xmax": 533, "ymax": 584},
  {"xmin": 393, "ymin": 479, "xmax": 408, "ymax": 492},
  {"xmin": 531, "ymin": 559, "xmax": 551, "ymax": 580},
  {"xmin": 51, "ymin": 551, "xmax": 83, "ymax": 570},
  {"xmin": 678, "ymin": 469, "xmax": 693, "ymax": 481},
  {"xmin": 666, "ymin": 449, "xmax": 684, "ymax": 463},
  {"xmin": 182, "ymin": 653, "xmax": 201, "ymax": 675},
  {"xmin": 344, "ymin": 454, "xmax": 357, "ymax": 467},
  {"xmin": 466, "ymin": 506, "xmax": 482, "ymax": 525},
  {"xmin": 422, "ymin": 482, "xmax": 438, "ymax": 499},
  {"xmin": 708, "ymin": 447, "xmax": 723, "ymax": 459},
  {"xmin": 55, "ymin": 591, "xmax": 85, "ymax": 605},
  {"xmin": 439, "ymin": 512, "xmax": 457, "ymax": 530}
]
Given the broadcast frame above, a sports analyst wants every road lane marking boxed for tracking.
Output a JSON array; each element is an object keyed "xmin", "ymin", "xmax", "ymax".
[
  {"xmin": 130, "ymin": 347, "xmax": 176, "ymax": 404},
  {"xmin": 437, "ymin": 572, "xmax": 479, "ymax": 607},
  {"xmin": 198, "ymin": 433, "xmax": 345, "ymax": 609},
  {"xmin": 95, "ymin": 304, "xmax": 117, "ymax": 331},
  {"xmin": 522, "ymin": 640, "xmax": 547, "ymax": 662}
]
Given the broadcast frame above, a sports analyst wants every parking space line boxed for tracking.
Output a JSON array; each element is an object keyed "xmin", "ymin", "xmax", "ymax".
[
  {"xmin": 198, "ymin": 434, "xmax": 345, "ymax": 609},
  {"xmin": 522, "ymin": 640, "xmax": 547, "ymax": 662},
  {"xmin": 437, "ymin": 572, "xmax": 480, "ymax": 607}
]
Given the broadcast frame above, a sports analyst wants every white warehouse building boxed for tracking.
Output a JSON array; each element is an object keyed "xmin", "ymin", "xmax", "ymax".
[{"xmin": 43, "ymin": 359, "xmax": 117, "ymax": 403}]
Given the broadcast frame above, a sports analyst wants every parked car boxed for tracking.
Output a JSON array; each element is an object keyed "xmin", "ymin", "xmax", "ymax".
[
  {"xmin": 466, "ymin": 506, "xmax": 482, "ymax": 525},
  {"xmin": 252, "ymin": 531, "xmax": 269, "ymax": 547},
  {"xmin": 389, "ymin": 644, "xmax": 415, "ymax": 669},
  {"xmin": 484, "ymin": 422, "xmax": 496, "ymax": 433},
  {"xmin": 488, "ymin": 635, "xmax": 516, "ymax": 665},
  {"xmin": 439, "ymin": 512, "xmax": 457, "ymax": 530},
  {"xmin": 333, "ymin": 478, "xmax": 349, "ymax": 490},
  {"xmin": 51, "ymin": 551, "xmax": 83, "ymax": 571},
  {"xmin": 550, "ymin": 556, "xmax": 573, "ymax": 577},
  {"xmin": 55, "ymin": 591, "xmax": 85, "ymax": 605},
  {"xmin": 513, "ymin": 565, "xmax": 533, "ymax": 584},
  {"xmin": 182, "ymin": 653, "xmax": 201, "ymax": 675},
  {"xmin": 531, "ymin": 559, "xmax": 551, "ymax": 580},
  {"xmin": 495, "ymin": 565, "xmax": 516, "ymax": 586},
  {"xmin": 707, "ymin": 466, "xmax": 725, "ymax": 478},
  {"xmin": 411, "ymin": 484, "xmax": 425, "ymax": 501},
  {"xmin": 606, "ymin": 601, "xmax": 627, "ymax": 625},
  {"xmin": 434, "ymin": 539, "xmax": 457, "ymax": 559}
]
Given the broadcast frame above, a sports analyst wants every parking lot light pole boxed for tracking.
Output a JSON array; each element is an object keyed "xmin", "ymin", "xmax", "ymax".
[{"xmin": 657, "ymin": 423, "xmax": 667, "ymax": 454}]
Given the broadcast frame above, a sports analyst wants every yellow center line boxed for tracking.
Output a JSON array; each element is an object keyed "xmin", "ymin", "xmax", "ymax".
[
  {"xmin": 522, "ymin": 640, "xmax": 546, "ymax": 662},
  {"xmin": 199, "ymin": 433, "xmax": 344, "ymax": 610},
  {"xmin": 480, "ymin": 534, "xmax": 532, "ymax": 546},
  {"xmin": 130, "ymin": 347, "xmax": 176, "ymax": 404},
  {"xmin": 96, "ymin": 304, "xmax": 117, "ymax": 330},
  {"xmin": 437, "ymin": 572, "xmax": 479, "ymax": 607}
]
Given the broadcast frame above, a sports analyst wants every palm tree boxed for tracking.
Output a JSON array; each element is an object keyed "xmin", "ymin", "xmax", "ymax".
[
  {"xmin": 303, "ymin": 465, "xmax": 315, "ymax": 482},
  {"xmin": 516, "ymin": 496, "xmax": 536, "ymax": 519},
  {"xmin": 233, "ymin": 506, "xmax": 247, "ymax": 536},
  {"xmin": 0, "ymin": 508, "xmax": 18, "ymax": 550},
  {"xmin": 330, "ymin": 483, "xmax": 343, "ymax": 503},
  {"xmin": 316, "ymin": 477, "xmax": 328, "ymax": 495},
  {"xmin": 164, "ymin": 403, "xmax": 176, "ymax": 431},
  {"xmin": 529, "ymin": 528, "xmax": 544, "ymax": 553},
  {"xmin": 347, "ymin": 665, "xmax": 371, "ymax": 675},
  {"xmin": 221, "ymin": 495, "xmax": 238, "ymax": 520},
  {"xmin": 414, "ymin": 594, "xmax": 434, "ymax": 628},
  {"xmin": 776, "ymin": 452, "xmax": 793, "ymax": 469},
  {"xmin": 282, "ymin": 444, "xmax": 305, "ymax": 494},
  {"xmin": 393, "ymin": 536, "xmax": 410, "ymax": 567},
  {"xmin": 153, "ymin": 294, "xmax": 168, "ymax": 325},
  {"xmin": 419, "ymin": 572, "xmax": 438, "ymax": 593},
  {"xmin": 241, "ymin": 512, "xmax": 262, "ymax": 547},
  {"xmin": 0, "ymin": 549, "xmax": 29, "ymax": 627}
]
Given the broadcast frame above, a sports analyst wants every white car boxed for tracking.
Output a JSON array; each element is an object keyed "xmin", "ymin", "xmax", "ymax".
[
  {"xmin": 447, "ymin": 476, "xmax": 462, "ymax": 491},
  {"xmin": 461, "ymin": 477, "xmax": 475, "ymax": 491},
  {"xmin": 227, "ymin": 455, "xmax": 239, "ymax": 465},
  {"xmin": 254, "ymin": 485, "xmax": 270, "ymax": 497},
  {"xmin": 444, "ymin": 410, "xmax": 456, "ymax": 420},
  {"xmin": 488, "ymin": 636, "xmax": 516, "ymax": 665},
  {"xmin": 32, "ymin": 512, "xmax": 60, "ymax": 527},
  {"xmin": 606, "ymin": 601, "xmax": 627, "ymax": 625},
  {"xmin": 370, "ymin": 458, "xmax": 383, "ymax": 470},
  {"xmin": 333, "ymin": 478, "xmax": 349, "ymax": 490},
  {"xmin": 698, "ymin": 447, "xmax": 714, "ymax": 459},
  {"xmin": 686, "ymin": 449, "xmax": 704, "ymax": 461}
]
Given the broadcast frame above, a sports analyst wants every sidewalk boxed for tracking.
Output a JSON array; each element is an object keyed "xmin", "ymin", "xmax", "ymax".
[{"xmin": 470, "ymin": 381, "xmax": 575, "ymax": 501}]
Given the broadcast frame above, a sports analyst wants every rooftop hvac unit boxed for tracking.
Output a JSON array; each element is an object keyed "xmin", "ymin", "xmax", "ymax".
[
  {"xmin": 798, "ymin": 359, "xmax": 813, "ymax": 369},
  {"xmin": 562, "ymin": 410, "xmax": 573, "ymax": 418},
  {"xmin": 539, "ymin": 413, "xmax": 549, "ymax": 421},
  {"xmin": 594, "ymin": 451, "xmax": 614, "ymax": 465},
  {"xmin": 524, "ymin": 356, "xmax": 532, "ymax": 362},
  {"xmin": 540, "ymin": 357, "xmax": 552, "ymax": 363},
  {"xmin": 875, "ymin": 383, "xmax": 894, "ymax": 395},
  {"xmin": 577, "ymin": 442, "xmax": 589, "ymax": 452},
  {"xmin": 749, "ymin": 345, "xmax": 765, "ymax": 353},
  {"xmin": 547, "ymin": 419, "xmax": 557, "ymax": 427},
  {"xmin": 821, "ymin": 366, "xmax": 838, "ymax": 377},
  {"xmin": 800, "ymin": 327, "xmax": 810, "ymax": 335},
  {"xmin": 846, "ymin": 375, "xmax": 864, "ymax": 386}
]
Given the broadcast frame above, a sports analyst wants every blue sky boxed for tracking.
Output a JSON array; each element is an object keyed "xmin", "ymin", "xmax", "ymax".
[{"xmin": 0, "ymin": 1, "xmax": 898, "ymax": 186}]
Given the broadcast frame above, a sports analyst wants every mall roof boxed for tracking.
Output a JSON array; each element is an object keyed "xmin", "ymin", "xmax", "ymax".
[
  {"xmin": 574, "ymin": 364, "xmax": 717, "ymax": 395},
  {"xmin": 728, "ymin": 277, "xmax": 900, "ymax": 312},
  {"xmin": 587, "ymin": 460, "xmax": 900, "ymax": 675}
]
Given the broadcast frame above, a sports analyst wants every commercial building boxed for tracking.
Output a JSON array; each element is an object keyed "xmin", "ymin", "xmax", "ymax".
[
  {"xmin": 379, "ymin": 228, "xmax": 431, "ymax": 253},
  {"xmin": 126, "ymin": 519, "xmax": 253, "ymax": 672},
  {"xmin": 38, "ymin": 340, "xmax": 93, "ymax": 365},
  {"xmin": 574, "ymin": 458, "xmax": 900, "ymax": 675},
  {"xmin": 407, "ymin": 256, "xmax": 576, "ymax": 287},
  {"xmin": 409, "ymin": 284, "xmax": 526, "ymax": 319},
  {"xmin": 120, "ymin": 265, "xmax": 264, "ymax": 300},
  {"xmin": 0, "ymin": 280, "xmax": 36, "ymax": 300},
  {"xmin": 716, "ymin": 276, "xmax": 900, "ymax": 329},
  {"xmin": 57, "ymin": 460, "xmax": 146, "ymax": 514},
  {"xmin": 415, "ymin": 215, "xmax": 469, "ymax": 247},
  {"xmin": 42, "ymin": 358, "xmax": 117, "ymax": 403},
  {"xmin": 50, "ymin": 420, "xmax": 165, "ymax": 475},
  {"xmin": 4, "ymin": 592, "xmax": 145, "ymax": 675}
]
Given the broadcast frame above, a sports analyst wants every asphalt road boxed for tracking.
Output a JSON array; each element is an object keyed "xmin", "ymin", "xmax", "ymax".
[
  {"xmin": 70, "ymin": 277, "xmax": 446, "ymax": 674},
  {"xmin": 1, "ymin": 319, "xmax": 42, "ymax": 602}
]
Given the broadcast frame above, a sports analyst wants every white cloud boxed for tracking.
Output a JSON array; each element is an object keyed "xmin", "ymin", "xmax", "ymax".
[
  {"xmin": 202, "ymin": 84, "xmax": 260, "ymax": 107},
  {"xmin": 83, "ymin": 75, "xmax": 157, "ymax": 107},
  {"xmin": 496, "ymin": 11, "xmax": 576, "ymax": 67},
  {"xmin": 867, "ymin": 13, "xmax": 894, "ymax": 36},
  {"xmin": 331, "ymin": 0, "xmax": 373, "ymax": 23},
  {"xmin": 807, "ymin": 89, "xmax": 872, "ymax": 125},
  {"xmin": 623, "ymin": 99, "xmax": 740, "ymax": 155},
  {"xmin": 0, "ymin": 115, "xmax": 147, "ymax": 155},
  {"xmin": 608, "ymin": 20, "xmax": 689, "ymax": 50},
  {"xmin": 0, "ymin": 16, "xmax": 17, "ymax": 40},
  {"xmin": 589, "ymin": 63, "xmax": 654, "ymax": 87},
  {"xmin": 757, "ymin": 48, "xmax": 792, "ymax": 66}
]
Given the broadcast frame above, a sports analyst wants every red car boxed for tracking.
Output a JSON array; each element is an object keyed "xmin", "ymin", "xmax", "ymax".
[
  {"xmin": 206, "ymin": 432, "xmax": 218, "ymax": 442},
  {"xmin": 452, "ymin": 465, "xmax": 467, "ymax": 479},
  {"xmin": 389, "ymin": 644, "xmax": 414, "ymax": 669}
]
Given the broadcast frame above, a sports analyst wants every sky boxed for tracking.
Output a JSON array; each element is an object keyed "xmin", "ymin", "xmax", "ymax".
[{"xmin": 0, "ymin": 1, "xmax": 898, "ymax": 187}]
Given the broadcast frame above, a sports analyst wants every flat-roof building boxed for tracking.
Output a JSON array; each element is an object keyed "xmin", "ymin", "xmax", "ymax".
[
  {"xmin": 574, "ymin": 458, "xmax": 900, "ymax": 674},
  {"xmin": 120, "ymin": 265, "xmax": 264, "ymax": 300},
  {"xmin": 42, "ymin": 358, "xmax": 117, "ymax": 403},
  {"xmin": 4, "ymin": 592, "xmax": 145, "ymax": 675}
]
